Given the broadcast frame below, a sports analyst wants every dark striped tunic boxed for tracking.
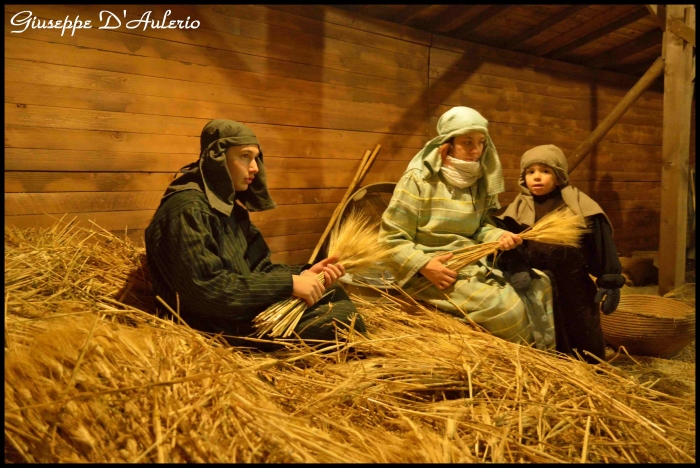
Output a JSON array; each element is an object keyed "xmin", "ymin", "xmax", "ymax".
[
  {"xmin": 145, "ymin": 189, "xmax": 300, "ymax": 329},
  {"xmin": 145, "ymin": 189, "xmax": 363, "ymax": 341}
]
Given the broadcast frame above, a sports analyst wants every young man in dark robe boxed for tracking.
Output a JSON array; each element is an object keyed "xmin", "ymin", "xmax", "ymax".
[
  {"xmin": 493, "ymin": 145, "xmax": 625, "ymax": 364},
  {"xmin": 145, "ymin": 119, "xmax": 365, "ymax": 346}
]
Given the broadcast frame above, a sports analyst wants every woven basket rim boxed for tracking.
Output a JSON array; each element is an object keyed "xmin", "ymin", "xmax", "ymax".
[
  {"xmin": 603, "ymin": 309, "xmax": 696, "ymax": 324},
  {"xmin": 615, "ymin": 294, "xmax": 695, "ymax": 319},
  {"xmin": 601, "ymin": 327, "xmax": 695, "ymax": 338},
  {"xmin": 602, "ymin": 294, "xmax": 695, "ymax": 357}
]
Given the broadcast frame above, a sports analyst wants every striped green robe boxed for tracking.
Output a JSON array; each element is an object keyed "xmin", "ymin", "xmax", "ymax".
[{"xmin": 380, "ymin": 169, "xmax": 555, "ymax": 350}]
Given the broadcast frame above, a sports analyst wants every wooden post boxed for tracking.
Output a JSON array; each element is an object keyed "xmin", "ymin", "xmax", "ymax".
[
  {"xmin": 645, "ymin": 5, "xmax": 666, "ymax": 30},
  {"xmin": 308, "ymin": 144, "xmax": 381, "ymax": 263},
  {"xmin": 658, "ymin": 5, "xmax": 695, "ymax": 295},
  {"xmin": 669, "ymin": 18, "xmax": 696, "ymax": 47},
  {"xmin": 568, "ymin": 57, "xmax": 665, "ymax": 172}
]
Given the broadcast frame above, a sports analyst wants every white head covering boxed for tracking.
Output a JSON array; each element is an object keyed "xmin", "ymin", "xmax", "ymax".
[{"xmin": 404, "ymin": 106, "xmax": 504, "ymax": 196}]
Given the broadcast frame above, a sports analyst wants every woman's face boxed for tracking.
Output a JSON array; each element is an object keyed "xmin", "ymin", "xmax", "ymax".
[{"xmin": 441, "ymin": 131, "xmax": 487, "ymax": 164}]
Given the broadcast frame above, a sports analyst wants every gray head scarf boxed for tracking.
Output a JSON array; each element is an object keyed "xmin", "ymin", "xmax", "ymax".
[{"xmin": 162, "ymin": 119, "xmax": 276, "ymax": 215}]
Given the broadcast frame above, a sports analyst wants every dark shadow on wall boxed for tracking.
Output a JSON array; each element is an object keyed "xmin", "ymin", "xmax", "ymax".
[
  {"xmin": 385, "ymin": 39, "xmax": 486, "ymax": 141},
  {"xmin": 594, "ymin": 173, "xmax": 629, "ymax": 255},
  {"xmin": 588, "ymin": 82, "xmax": 598, "ymax": 175},
  {"xmin": 594, "ymin": 173, "xmax": 621, "ymax": 210}
]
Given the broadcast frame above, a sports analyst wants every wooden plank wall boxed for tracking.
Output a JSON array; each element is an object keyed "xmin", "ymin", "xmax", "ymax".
[
  {"xmin": 4, "ymin": 5, "xmax": 694, "ymax": 261},
  {"xmin": 425, "ymin": 34, "xmax": 679, "ymax": 256},
  {"xmin": 4, "ymin": 4, "xmax": 431, "ymax": 265}
]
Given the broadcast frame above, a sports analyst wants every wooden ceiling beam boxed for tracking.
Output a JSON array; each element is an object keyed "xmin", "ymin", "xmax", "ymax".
[
  {"xmin": 588, "ymin": 29, "xmax": 663, "ymax": 69},
  {"xmin": 669, "ymin": 17, "xmax": 696, "ymax": 47},
  {"xmin": 645, "ymin": 4, "xmax": 667, "ymax": 30},
  {"xmin": 333, "ymin": 5, "xmax": 360, "ymax": 12},
  {"xmin": 532, "ymin": 5, "xmax": 641, "ymax": 57},
  {"xmin": 625, "ymin": 56, "xmax": 663, "ymax": 75},
  {"xmin": 450, "ymin": 5, "xmax": 512, "ymax": 38},
  {"xmin": 354, "ymin": 5, "xmax": 383, "ymax": 17},
  {"xmin": 434, "ymin": 5, "xmax": 479, "ymax": 33},
  {"xmin": 394, "ymin": 5, "xmax": 432, "ymax": 25},
  {"xmin": 503, "ymin": 5, "xmax": 589, "ymax": 49},
  {"xmin": 546, "ymin": 7, "xmax": 650, "ymax": 60}
]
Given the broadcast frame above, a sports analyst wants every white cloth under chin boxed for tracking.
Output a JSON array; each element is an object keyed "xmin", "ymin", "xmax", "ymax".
[{"xmin": 440, "ymin": 156, "xmax": 483, "ymax": 189}]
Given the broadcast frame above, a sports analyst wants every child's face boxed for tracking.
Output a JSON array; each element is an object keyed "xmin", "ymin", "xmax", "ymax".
[{"xmin": 524, "ymin": 163, "xmax": 558, "ymax": 196}]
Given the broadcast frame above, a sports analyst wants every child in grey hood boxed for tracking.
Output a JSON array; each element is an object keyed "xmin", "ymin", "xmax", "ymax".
[{"xmin": 494, "ymin": 145, "xmax": 625, "ymax": 363}]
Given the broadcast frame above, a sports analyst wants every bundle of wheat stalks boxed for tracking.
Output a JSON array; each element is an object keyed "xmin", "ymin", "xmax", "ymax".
[
  {"xmin": 446, "ymin": 207, "xmax": 589, "ymax": 272},
  {"xmin": 409, "ymin": 208, "xmax": 588, "ymax": 295},
  {"xmin": 4, "ymin": 221, "xmax": 696, "ymax": 463},
  {"xmin": 253, "ymin": 210, "xmax": 396, "ymax": 338}
]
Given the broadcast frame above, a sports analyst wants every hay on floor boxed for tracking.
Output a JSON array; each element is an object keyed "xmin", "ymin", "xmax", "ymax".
[{"xmin": 4, "ymin": 220, "xmax": 696, "ymax": 463}]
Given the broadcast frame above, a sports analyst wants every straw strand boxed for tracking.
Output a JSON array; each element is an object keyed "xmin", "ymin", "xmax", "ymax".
[{"xmin": 253, "ymin": 210, "xmax": 397, "ymax": 338}]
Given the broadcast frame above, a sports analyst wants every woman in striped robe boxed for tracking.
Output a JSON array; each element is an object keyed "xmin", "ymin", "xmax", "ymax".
[{"xmin": 379, "ymin": 107, "xmax": 556, "ymax": 351}]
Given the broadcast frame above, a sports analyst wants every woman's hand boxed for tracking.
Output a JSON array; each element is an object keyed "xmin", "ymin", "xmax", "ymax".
[
  {"xmin": 498, "ymin": 232, "xmax": 522, "ymax": 251},
  {"xmin": 419, "ymin": 252, "xmax": 457, "ymax": 290},
  {"xmin": 304, "ymin": 255, "xmax": 346, "ymax": 287},
  {"xmin": 292, "ymin": 274, "xmax": 325, "ymax": 306}
]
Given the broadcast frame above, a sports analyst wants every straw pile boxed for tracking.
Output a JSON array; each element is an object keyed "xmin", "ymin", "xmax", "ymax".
[
  {"xmin": 4, "ymin": 220, "xmax": 696, "ymax": 463},
  {"xmin": 253, "ymin": 210, "xmax": 397, "ymax": 338}
]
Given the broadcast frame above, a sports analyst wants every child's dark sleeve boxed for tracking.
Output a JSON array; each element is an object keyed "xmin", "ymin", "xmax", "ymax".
[
  {"xmin": 490, "ymin": 216, "xmax": 537, "ymax": 291},
  {"xmin": 490, "ymin": 216, "xmax": 530, "ymax": 273},
  {"xmin": 494, "ymin": 245, "xmax": 531, "ymax": 275},
  {"xmin": 586, "ymin": 214, "xmax": 624, "ymax": 286},
  {"xmin": 490, "ymin": 215, "xmax": 527, "ymax": 235},
  {"xmin": 586, "ymin": 214, "xmax": 625, "ymax": 314}
]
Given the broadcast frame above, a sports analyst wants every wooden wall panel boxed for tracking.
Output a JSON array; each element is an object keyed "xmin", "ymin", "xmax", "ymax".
[
  {"xmin": 4, "ymin": 4, "xmax": 429, "ymax": 264},
  {"xmin": 4, "ymin": 4, "xmax": 691, "ymax": 263},
  {"xmin": 426, "ymin": 35, "xmax": 674, "ymax": 256}
]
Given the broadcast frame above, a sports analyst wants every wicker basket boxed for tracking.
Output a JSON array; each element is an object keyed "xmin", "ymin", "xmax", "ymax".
[
  {"xmin": 333, "ymin": 182, "xmax": 401, "ymax": 300},
  {"xmin": 600, "ymin": 295, "xmax": 695, "ymax": 358}
]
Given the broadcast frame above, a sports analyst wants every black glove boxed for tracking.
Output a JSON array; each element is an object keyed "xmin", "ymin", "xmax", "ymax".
[
  {"xmin": 496, "ymin": 247, "xmax": 539, "ymax": 293},
  {"xmin": 507, "ymin": 271, "xmax": 532, "ymax": 292},
  {"xmin": 594, "ymin": 287, "xmax": 620, "ymax": 314},
  {"xmin": 595, "ymin": 274, "xmax": 626, "ymax": 315}
]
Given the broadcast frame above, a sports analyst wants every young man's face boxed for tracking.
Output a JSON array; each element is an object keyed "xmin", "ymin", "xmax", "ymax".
[
  {"xmin": 225, "ymin": 144, "xmax": 260, "ymax": 192},
  {"xmin": 524, "ymin": 163, "xmax": 558, "ymax": 196}
]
